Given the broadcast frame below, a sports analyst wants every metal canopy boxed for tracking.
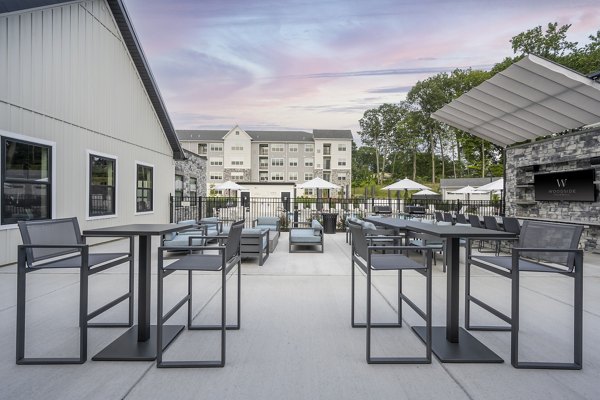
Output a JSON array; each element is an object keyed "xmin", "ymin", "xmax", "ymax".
[{"xmin": 432, "ymin": 55, "xmax": 600, "ymax": 147}]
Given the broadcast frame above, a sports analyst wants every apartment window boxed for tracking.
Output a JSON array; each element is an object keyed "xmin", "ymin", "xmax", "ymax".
[
  {"xmin": 288, "ymin": 172, "xmax": 298, "ymax": 181},
  {"xmin": 304, "ymin": 173, "xmax": 313, "ymax": 181},
  {"xmin": 289, "ymin": 158, "xmax": 298, "ymax": 167},
  {"xmin": 235, "ymin": 130, "xmax": 240, "ymax": 135},
  {"xmin": 89, "ymin": 153, "xmax": 116, "ymax": 217},
  {"xmin": 1, "ymin": 137, "xmax": 52, "ymax": 225},
  {"xmin": 189, "ymin": 177, "xmax": 197, "ymax": 204},
  {"xmin": 259, "ymin": 172, "xmax": 268, "ymax": 181},
  {"xmin": 304, "ymin": 158, "xmax": 313, "ymax": 167},
  {"xmin": 271, "ymin": 158, "xmax": 284, "ymax": 167},
  {"xmin": 210, "ymin": 143, "xmax": 223, "ymax": 152},
  {"xmin": 304, "ymin": 144, "xmax": 313, "ymax": 152},
  {"xmin": 338, "ymin": 172, "xmax": 347, "ymax": 181},
  {"xmin": 136, "ymin": 163, "xmax": 153, "ymax": 212},
  {"xmin": 304, "ymin": 189, "xmax": 314, "ymax": 195},
  {"xmin": 210, "ymin": 157, "xmax": 223, "ymax": 166},
  {"xmin": 209, "ymin": 172, "xmax": 223, "ymax": 180},
  {"xmin": 338, "ymin": 159, "xmax": 347, "ymax": 166},
  {"xmin": 271, "ymin": 172, "xmax": 284, "ymax": 181},
  {"xmin": 231, "ymin": 145, "xmax": 244, "ymax": 151},
  {"xmin": 174, "ymin": 174, "xmax": 183, "ymax": 205},
  {"xmin": 198, "ymin": 143, "xmax": 207, "ymax": 155},
  {"xmin": 289, "ymin": 144, "xmax": 298, "ymax": 152},
  {"xmin": 231, "ymin": 172, "xmax": 244, "ymax": 180},
  {"xmin": 271, "ymin": 144, "xmax": 284, "ymax": 152},
  {"xmin": 231, "ymin": 160, "xmax": 244, "ymax": 166},
  {"xmin": 338, "ymin": 144, "xmax": 347, "ymax": 152},
  {"xmin": 323, "ymin": 172, "xmax": 331, "ymax": 181},
  {"xmin": 259, "ymin": 144, "xmax": 269, "ymax": 155}
]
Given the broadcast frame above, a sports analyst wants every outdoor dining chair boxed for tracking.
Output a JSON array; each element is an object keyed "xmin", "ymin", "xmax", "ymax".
[
  {"xmin": 349, "ymin": 223, "xmax": 432, "ymax": 364},
  {"xmin": 156, "ymin": 220, "xmax": 244, "ymax": 368},
  {"xmin": 16, "ymin": 217, "xmax": 134, "ymax": 364},
  {"xmin": 455, "ymin": 214, "xmax": 468, "ymax": 224},
  {"xmin": 465, "ymin": 220, "xmax": 584, "ymax": 369}
]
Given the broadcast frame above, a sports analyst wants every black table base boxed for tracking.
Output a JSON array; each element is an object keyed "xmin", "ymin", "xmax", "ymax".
[
  {"xmin": 412, "ymin": 326, "xmax": 503, "ymax": 363},
  {"xmin": 93, "ymin": 325, "xmax": 184, "ymax": 361}
]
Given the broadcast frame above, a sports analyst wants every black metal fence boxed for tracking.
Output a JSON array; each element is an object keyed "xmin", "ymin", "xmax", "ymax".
[{"xmin": 169, "ymin": 195, "xmax": 503, "ymax": 231}]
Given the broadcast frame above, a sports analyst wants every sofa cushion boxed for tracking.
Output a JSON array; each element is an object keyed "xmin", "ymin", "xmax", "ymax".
[
  {"xmin": 290, "ymin": 229, "xmax": 322, "ymax": 243},
  {"xmin": 311, "ymin": 219, "xmax": 323, "ymax": 235},
  {"xmin": 362, "ymin": 221, "xmax": 377, "ymax": 230},
  {"xmin": 256, "ymin": 217, "xmax": 279, "ymax": 227},
  {"xmin": 164, "ymin": 234, "xmax": 205, "ymax": 247}
]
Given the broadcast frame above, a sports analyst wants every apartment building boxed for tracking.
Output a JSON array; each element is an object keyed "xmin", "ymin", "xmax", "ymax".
[{"xmin": 177, "ymin": 126, "xmax": 353, "ymax": 196}]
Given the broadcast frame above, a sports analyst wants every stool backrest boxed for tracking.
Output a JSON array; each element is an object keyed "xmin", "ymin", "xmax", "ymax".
[
  {"xmin": 225, "ymin": 220, "xmax": 245, "ymax": 262},
  {"xmin": 468, "ymin": 215, "xmax": 481, "ymax": 228},
  {"xmin": 18, "ymin": 217, "xmax": 82, "ymax": 267},
  {"xmin": 518, "ymin": 221, "xmax": 583, "ymax": 270},
  {"xmin": 349, "ymin": 223, "xmax": 368, "ymax": 260},
  {"xmin": 443, "ymin": 213, "xmax": 453, "ymax": 223},
  {"xmin": 434, "ymin": 212, "xmax": 444, "ymax": 222},
  {"xmin": 483, "ymin": 216, "xmax": 501, "ymax": 231},
  {"xmin": 502, "ymin": 217, "xmax": 521, "ymax": 235},
  {"xmin": 455, "ymin": 214, "xmax": 467, "ymax": 224}
]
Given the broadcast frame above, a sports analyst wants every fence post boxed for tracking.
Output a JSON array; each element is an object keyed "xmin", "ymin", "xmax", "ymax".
[
  {"xmin": 198, "ymin": 195, "xmax": 203, "ymax": 221},
  {"xmin": 169, "ymin": 194, "xmax": 173, "ymax": 223}
]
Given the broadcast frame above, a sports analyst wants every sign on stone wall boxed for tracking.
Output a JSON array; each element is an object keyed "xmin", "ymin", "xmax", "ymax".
[{"xmin": 534, "ymin": 169, "xmax": 596, "ymax": 202}]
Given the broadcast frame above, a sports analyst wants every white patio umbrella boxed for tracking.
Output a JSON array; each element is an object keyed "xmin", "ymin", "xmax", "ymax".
[
  {"xmin": 476, "ymin": 178, "xmax": 504, "ymax": 192},
  {"xmin": 296, "ymin": 177, "xmax": 340, "ymax": 189},
  {"xmin": 413, "ymin": 189, "xmax": 440, "ymax": 197},
  {"xmin": 214, "ymin": 180, "xmax": 247, "ymax": 191},
  {"xmin": 450, "ymin": 185, "xmax": 486, "ymax": 201},
  {"xmin": 382, "ymin": 178, "xmax": 430, "ymax": 191}
]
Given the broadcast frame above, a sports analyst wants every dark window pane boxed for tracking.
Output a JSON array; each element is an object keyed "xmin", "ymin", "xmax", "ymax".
[
  {"xmin": 4, "ymin": 140, "xmax": 50, "ymax": 181},
  {"xmin": 2, "ymin": 183, "xmax": 50, "ymax": 224},
  {"xmin": 136, "ymin": 165, "xmax": 153, "ymax": 212},
  {"xmin": 89, "ymin": 155, "xmax": 116, "ymax": 216}
]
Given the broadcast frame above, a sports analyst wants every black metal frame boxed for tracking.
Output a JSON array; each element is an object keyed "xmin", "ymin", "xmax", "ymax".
[
  {"xmin": 288, "ymin": 222, "xmax": 324, "ymax": 253},
  {"xmin": 16, "ymin": 218, "xmax": 134, "ymax": 365},
  {"xmin": 350, "ymin": 225, "xmax": 433, "ymax": 364},
  {"xmin": 156, "ymin": 224, "xmax": 243, "ymax": 368},
  {"xmin": 240, "ymin": 229, "xmax": 270, "ymax": 266},
  {"xmin": 465, "ymin": 240, "xmax": 584, "ymax": 369}
]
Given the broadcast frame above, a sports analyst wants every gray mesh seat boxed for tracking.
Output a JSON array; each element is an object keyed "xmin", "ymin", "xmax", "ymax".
[
  {"xmin": 349, "ymin": 223, "xmax": 433, "ymax": 364},
  {"xmin": 16, "ymin": 217, "xmax": 134, "ymax": 365},
  {"xmin": 465, "ymin": 220, "xmax": 583, "ymax": 369},
  {"xmin": 156, "ymin": 220, "xmax": 244, "ymax": 368},
  {"xmin": 499, "ymin": 217, "xmax": 521, "ymax": 253}
]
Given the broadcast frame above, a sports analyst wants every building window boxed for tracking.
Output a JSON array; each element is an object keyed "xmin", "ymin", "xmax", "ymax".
[
  {"xmin": 338, "ymin": 159, "xmax": 347, "ymax": 166},
  {"xmin": 136, "ymin": 163, "xmax": 153, "ymax": 212},
  {"xmin": 1, "ymin": 137, "xmax": 52, "ymax": 225},
  {"xmin": 338, "ymin": 172, "xmax": 347, "ymax": 181},
  {"xmin": 198, "ymin": 143, "xmax": 207, "ymax": 154},
  {"xmin": 304, "ymin": 189, "xmax": 314, "ymax": 195},
  {"xmin": 338, "ymin": 144, "xmax": 347, "ymax": 152},
  {"xmin": 231, "ymin": 160, "xmax": 244, "ymax": 166},
  {"xmin": 235, "ymin": 130, "xmax": 240, "ymax": 135},
  {"xmin": 304, "ymin": 158, "xmax": 313, "ymax": 167},
  {"xmin": 174, "ymin": 174, "xmax": 183, "ymax": 205},
  {"xmin": 271, "ymin": 158, "xmax": 284, "ymax": 166},
  {"xmin": 231, "ymin": 172, "xmax": 244, "ymax": 180},
  {"xmin": 289, "ymin": 158, "xmax": 298, "ymax": 167},
  {"xmin": 305, "ymin": 144, "xmax": 314, "ymax": 152},
  {"xmin": 209, "ymin": 172, "xmax": 223, "ymax": 180},
  {"xmin": 289, "ymin": 144, "xmax": 298, "ymax": 152},
  {"xmin": 271, "ymin": 144, "xmax": 284, "ymax": 152},
  {"xmin": 210, "ymin": 143, "xmax": 223, "ymax": 152},
  {"xmin": 304, "ymin": 173, "xmax": 313, "ymax": 181},
  {"xmin": 259, "ymin": 172, "xmax": 268, "ymax": 181},
  {"xmin": 323, "ymin": 172, "xmax": 331, "ymax": 181},
  {"xmin": 271, "ymin": 172, "xmax": 284, "ymax": 181},
  {"xmin": 210, "ymin": 157, "xmax": 223, "ymax": 166},
  {"xmin": 89, "ymin": 153, "xmax": 116, "ymax": 217},
  {"xmin": 288, "ymin": 172, "xmax": 298, "ymax": 181},
  {"xmin": 189, "ymin": 177, "xmax": 197, "ymax": 201},
  {"xmin": 231, "ymin": 145, "xmax": 244, "ymax": 151}
]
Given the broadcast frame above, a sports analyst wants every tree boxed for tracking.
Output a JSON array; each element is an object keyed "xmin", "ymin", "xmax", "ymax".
[{"xmin": 510, "ymin": 22, "xmax": 578, "ymax": 58}]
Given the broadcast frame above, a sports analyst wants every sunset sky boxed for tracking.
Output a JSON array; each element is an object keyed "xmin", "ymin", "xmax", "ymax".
[{"xmin": 124, "ymin": 0, "xmax": 600, "ymax": 136}]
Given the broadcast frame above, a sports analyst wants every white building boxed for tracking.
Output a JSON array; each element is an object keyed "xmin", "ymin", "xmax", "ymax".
[
  {"xmin": 177, "ymin": 126, "xmax": 354, "ymax": 197},
  {"xmin": 0, "ymin": 0, "xmax": 185, "ymax": 265}
]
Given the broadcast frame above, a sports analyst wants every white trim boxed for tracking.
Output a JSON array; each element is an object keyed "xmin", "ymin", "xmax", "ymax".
[
  {"xmin": 86, "ymin": 149, "xmax": 118, "ymax": 220},
  {"xmin": 0, "ymin": 129, "xmax": 56, "ymax": 230},
  {"xmin": 134, "ymin": 160, "xmax": 155, "ymax": 215}
]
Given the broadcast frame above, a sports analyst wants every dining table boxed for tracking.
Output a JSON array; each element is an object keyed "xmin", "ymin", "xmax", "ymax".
[
  {"xmin": 365, "ymin": 216, "xmax": 516, "ymax": 363},
  {"xmin": 83, "ymin": 223, "xmax": 190, "ymax": 361}
]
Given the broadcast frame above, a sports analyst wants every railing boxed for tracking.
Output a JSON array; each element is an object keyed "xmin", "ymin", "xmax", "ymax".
[{"xmin": 169, "ymin": 195, "xmax": 503, "ymax": 231}]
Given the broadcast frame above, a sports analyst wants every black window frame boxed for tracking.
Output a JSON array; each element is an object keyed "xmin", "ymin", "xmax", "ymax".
[
  {"xmin": 1, "ymin": 136, "xmax": 52, "ymax": 225},
  {"xmin": 175, "ymin": 174, "xmax": 184, "ymax": 207},
  {"xmin": 89, "ymin": 153, "xmax": 117, "ymax": 217},
  {"xmin": 136, "ymin": 163, "xmax": 154, "ymax": 213}
]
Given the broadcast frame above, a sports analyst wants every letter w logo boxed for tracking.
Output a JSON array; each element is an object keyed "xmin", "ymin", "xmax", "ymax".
[{"xmin": 556, "ymin": 179, "xmax": 568, "ymax": 188}]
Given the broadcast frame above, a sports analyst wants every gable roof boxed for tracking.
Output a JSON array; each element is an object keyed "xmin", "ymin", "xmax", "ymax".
[
  {"xmin": 440, "ymin": 177, "xmax": 502, "ymax": 188},
  {"xmin": 177, "ymin": 129, "xmax": 315, "ymax": 142},
  {"xmin": 313, "ymin": 129, "xmax": 353, "ymax": 139},
  {"xmin": 0, "ymin": 0, "xmax": 185, "ymax": 160}
]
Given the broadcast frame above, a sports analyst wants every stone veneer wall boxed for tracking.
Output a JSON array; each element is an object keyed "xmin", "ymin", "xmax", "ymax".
[
  {"xmin": 505, "ymin": 128, "xmax": 600, "ymax": 251},
  {"xmin": 175, "ymin": 150, "xmax": 207, "ymax": 197}
]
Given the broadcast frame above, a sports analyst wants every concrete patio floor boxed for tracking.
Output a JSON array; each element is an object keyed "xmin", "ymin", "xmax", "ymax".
[{"xmin": 1, "ymin": 232, "xmax": 599, "ymax": 400}]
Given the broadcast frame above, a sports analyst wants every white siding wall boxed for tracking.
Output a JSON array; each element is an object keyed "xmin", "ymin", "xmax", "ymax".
[
  {"xmin": 223, "ymin": 128, "xmax": 251, "ymax": 169},
  {"xmin": 0, "ymin": 0, "xmax": 175, "ymax": 265}
]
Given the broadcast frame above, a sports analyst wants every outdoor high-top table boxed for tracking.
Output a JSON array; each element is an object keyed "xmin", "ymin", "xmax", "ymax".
[
  {"xmin": 83, "ymin": 223, "xmax": 189, "ymax": 361},
  {"xmin": 365, "ymin": 216, "xmax": 516, "ymax": 363}
]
